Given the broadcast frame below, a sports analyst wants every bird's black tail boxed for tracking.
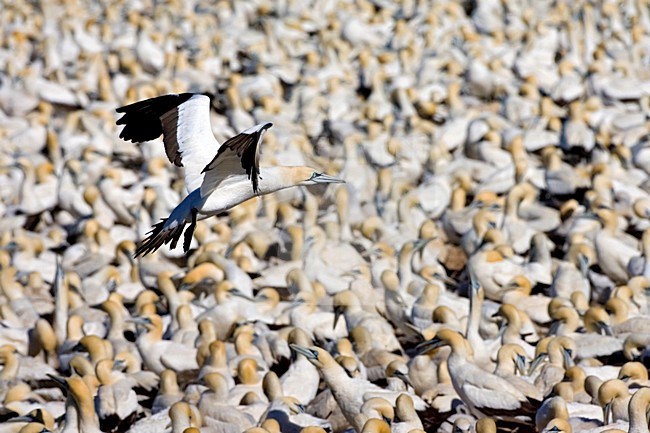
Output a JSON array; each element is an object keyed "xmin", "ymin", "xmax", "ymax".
[
  {"xmin": 134, "ymin": 206, "xmax": 199, "ymax": 257},
  {"xmin": 134, "ymin": 218, "xmax": 184, "ymax": 257}
]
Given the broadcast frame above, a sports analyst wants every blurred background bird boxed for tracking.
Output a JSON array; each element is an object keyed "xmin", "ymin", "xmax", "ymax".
[{"xmin": 1, "ymin": 0, "xmax": 650, "ymax": 432}]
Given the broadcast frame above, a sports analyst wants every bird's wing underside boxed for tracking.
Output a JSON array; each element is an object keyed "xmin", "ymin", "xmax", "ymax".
[
  {"xmin": 116, "ymin": 93, "xmax": 219, "ymax": 192},
  {"xmin": 200, "ymin": 122, "xmax": 272, "ymax": 197}
]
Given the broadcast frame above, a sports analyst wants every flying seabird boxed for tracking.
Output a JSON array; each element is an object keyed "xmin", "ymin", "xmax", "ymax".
[{"xmin": 115, "ymin": 93, "xmax": 344, "ymax": 256}]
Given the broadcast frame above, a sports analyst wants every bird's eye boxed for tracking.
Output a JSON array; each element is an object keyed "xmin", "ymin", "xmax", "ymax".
[
  {"xmin": 309, "ymin": 172, "xmax": 319, "ymax": 180},
  {"xmin": 311, "ymin": 349, "xmax": 318, "ymax": 358}
]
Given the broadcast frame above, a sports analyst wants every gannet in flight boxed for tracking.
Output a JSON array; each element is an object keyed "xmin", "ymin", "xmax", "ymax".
[{"xmin": 116, "ymin": 93, "xmax": 344, "ymax": 256}]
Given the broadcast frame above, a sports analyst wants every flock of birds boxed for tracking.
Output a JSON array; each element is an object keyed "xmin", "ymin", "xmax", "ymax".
[{"xmin": 2, "ymin": 0, "xmax": 650, "ymax": 432}]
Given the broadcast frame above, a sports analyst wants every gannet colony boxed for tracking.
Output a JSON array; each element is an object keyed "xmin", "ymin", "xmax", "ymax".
[{"xmin": 1, "ymin": 1, "xmax": 650, "ymax": 432}]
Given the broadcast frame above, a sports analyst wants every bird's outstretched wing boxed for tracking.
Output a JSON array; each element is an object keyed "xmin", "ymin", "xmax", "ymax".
[
  {"xmin": 200, "ymin": 122, "xmax": 273, "ymax": 196},
  {"xmin": 116, "ymin": 93, "xmax": 219, "ymax": 191}
]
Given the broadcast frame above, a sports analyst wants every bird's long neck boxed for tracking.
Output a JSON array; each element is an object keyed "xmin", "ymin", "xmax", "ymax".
[
  {"xmin": 169, "ymin": 406, "xmax": 192, "ymax": 433},
  {"xmin": 320, "ymin": 361, "xmax": 355, "ymax": 393},
  {"xmin": 63, "ymin": 395, "xmax": 80, "ymax": 433},
  {"xmin": 0, "ymin": 352, "xmax": 18, "ymax": 379},
  {"xmin": 140, "ymin": 321, "xmax": 163, "ymax": 345},
  {"xmin": 530, "ymin": 235, "xmax": 551, "ymax": 264},
  {"xmin": 398, "ymin": 245, "xmax": 416, "ymax": 291},
  {"xmin": 629, "ymin": 390, "xmax": 650, "ymax": 433},
  {"xmin": 466, "ymin": 284, "xmax": 483, "ymax": 352},
  {"xmin": 161, "ymin": 373, "xmax": 180, "ymax": 395},
  {"xmin": 105, "ymin": 307, "xmax": 124, "ymax": 340},
  {"xmin": 505, "ymin": 188, "xmax": 523, "ymax": 218},
  {"xmin": 502, "ymin": 311, "xmax": 522, "ymax": 341},
  {"xmin": 448, "ymin": 337, "xmax": 469, "ymax": 360},
  {"xmin": 75, "ymin": 394, "xmax": 101, "ymax": 433},
  {"xmin": 258, "ymin": 166, "xmax": 307, "ymax": 195},
  {"xmin": 53, "ymin": 268, "xmax": 68, "ymax": 344}
]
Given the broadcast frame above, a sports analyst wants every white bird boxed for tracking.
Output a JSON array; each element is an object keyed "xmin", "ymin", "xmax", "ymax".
[
  {"xmin": 392, "ymin": 394, "xmax": 424, "ymax": 433},
  {"xmin": 417, "ymin": 329, "xmax": 540, "ymax": 419},
  {"xmin": 280, "ymin": 328, "xmax": 320, "ymax": 405},
  {"xmin": 94, "ymin": 359, "xmax": 139, "ymax": 427},
  {"xmin": 290, "ymin": 345, "xmax": 426, "ymax": 432},
  {"xmin": 51, "ymin": 375, "xmax": 102, "ymax": 433},
  {"xmin": 628, "ymin": 387, "xmax": 650, "ymax": 433},
  {"xmin": 197, "ymin": 372, "xmax": 255, "ymax": 431},
  {"xmin": 594, "ymin": 209, "xmax": 640, "ymax": 283},
  {"xmin": 115, "ymin": 93, "xmax": 344, "ymax": 256},
  {"xmin": 130, "ymin": 314, "xmax": 199, "ymax": 374}
]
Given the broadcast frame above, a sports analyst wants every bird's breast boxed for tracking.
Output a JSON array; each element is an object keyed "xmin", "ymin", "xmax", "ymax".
[{"xmin": 200, "ymin": 177, "xmax": 258, "ymax": 215}]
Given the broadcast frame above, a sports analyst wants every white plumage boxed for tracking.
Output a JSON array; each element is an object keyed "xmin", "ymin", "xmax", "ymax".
[{"xmin": 115, "ymin": 93, "xmax": 344, "ymax": 256}]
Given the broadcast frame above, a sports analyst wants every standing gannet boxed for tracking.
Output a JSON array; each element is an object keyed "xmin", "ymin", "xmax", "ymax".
[
  {"xmin": 628, "ymin": 387, "xmax": 650, "ymax": 433},
  {"xmin": 289, "ymin": 345, "xmax": 426, "ymax": 432},
  {"xmin": 115, "ymin": 93, "xmax": 344, "ymax": 256},
  {"xmin": 94, "ymin": 359, "xmax": 139, "ymax": 430},
  {"xmin": 51, "ymin": 375, "xmax": 102, "ymax": 433},
  {"xmin": 416, "ymin": 329, "xmax": 541, "ymax": 419},
  {"xmin": 130, "ymin": 314, "xmax": 199, "ymax": 374}
]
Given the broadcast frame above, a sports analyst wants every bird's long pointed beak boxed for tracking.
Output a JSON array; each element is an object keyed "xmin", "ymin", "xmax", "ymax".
[
  {"xmin": 413, "ymin": 239, "xmax": 428, "ymax": 250},
  {"xmin": 289, "ymin": 344, "xmax": 317, "ymax": 360},
  {"xmin": 113, "ymin": 359, "xmax": 127, "ymax": 371},
  {"xmin": 497, "ymin": 319, "xmax": 507, "ymax": 337},
  {"xmin": 579, "ymin": 211, "xmax": 600, "ymax": 221},
  {"xmin": 403, "ymin": 322, "xmax": 423, "ymax": 336},
  {"xmin": 5, "ymin": 415, "xmax": 35, "ymax": 423},
  {"xmin": 436, "ymin": 273, "xmax": 458, "ymax": 286},
  {"xmin": 469, "ymin": 276, "xmax": 480, "ymax": 294},
  {"xmin": 548, "ymin": 319, "xmax": 560, "ymax": 336},
  {"xmin": 230, "ymin": 288, "xmax": 254, "ymax": 301},
  {"xmin": 596, "ymin": 320, "xmax": 614, "ymax": 336},
  {"xmin": 281, "ymin": 298, "xmax": 304, "ymax": 314},
  {"xmin": 47, "ymin": 374, "xmax": 68, "ymax": 391},
  {"xmin": 126, "ymin": 316, "xmax": 150, "ymax": 326},
  {"xmin": 603, "ymin": 401, "xmax": 612, "ymax": 424},
  {"xmin": 578, "ymin": 254, "xmax": 590, "ymax": 277},
  {"xmin": 314, "ymin": 173, "xmax": 345, "ymax": 184},
  {"xmin": 0, "ymin": 241, "xmax": 18, "ymax": 252},
  {"xmin": 562, "ymin": 348, "xmax": 573, "ymax": 368},
  {"xmin": 333, "ymin": 306, "xmax": 343, "ymax": 330},
  {"xmin": 415, "ymin": 336, "xmax": 446, "ymax": 355},
  {"xmin": 393, "ymin": 370, "xmax": 414, "ymax": 389},
  {"xmin": 515, "ymin": 354, "xmax": 527, "ymax": 376},
  {"xmin": 529, "ymin": 353, "xmax": 546, "ymax": 375},
  {"xmin": 69, "ymin": 341, "xmax": 85, "ymax": 352}
]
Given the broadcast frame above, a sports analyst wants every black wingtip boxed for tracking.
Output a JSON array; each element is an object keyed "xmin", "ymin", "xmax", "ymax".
[{"xmin": 115, "ymin": 93, "xmax": 196, "ymax": 143}]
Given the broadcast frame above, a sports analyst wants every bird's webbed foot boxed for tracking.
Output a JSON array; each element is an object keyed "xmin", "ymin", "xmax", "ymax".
[{"xmin": 183, "ymin": 208, "xmax": 198, "ymax": 252}]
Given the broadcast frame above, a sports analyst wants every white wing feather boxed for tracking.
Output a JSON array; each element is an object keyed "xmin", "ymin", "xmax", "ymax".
[{"xmin": 159, "ymin": 94, "xmax": 220, "ymax": 192}]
